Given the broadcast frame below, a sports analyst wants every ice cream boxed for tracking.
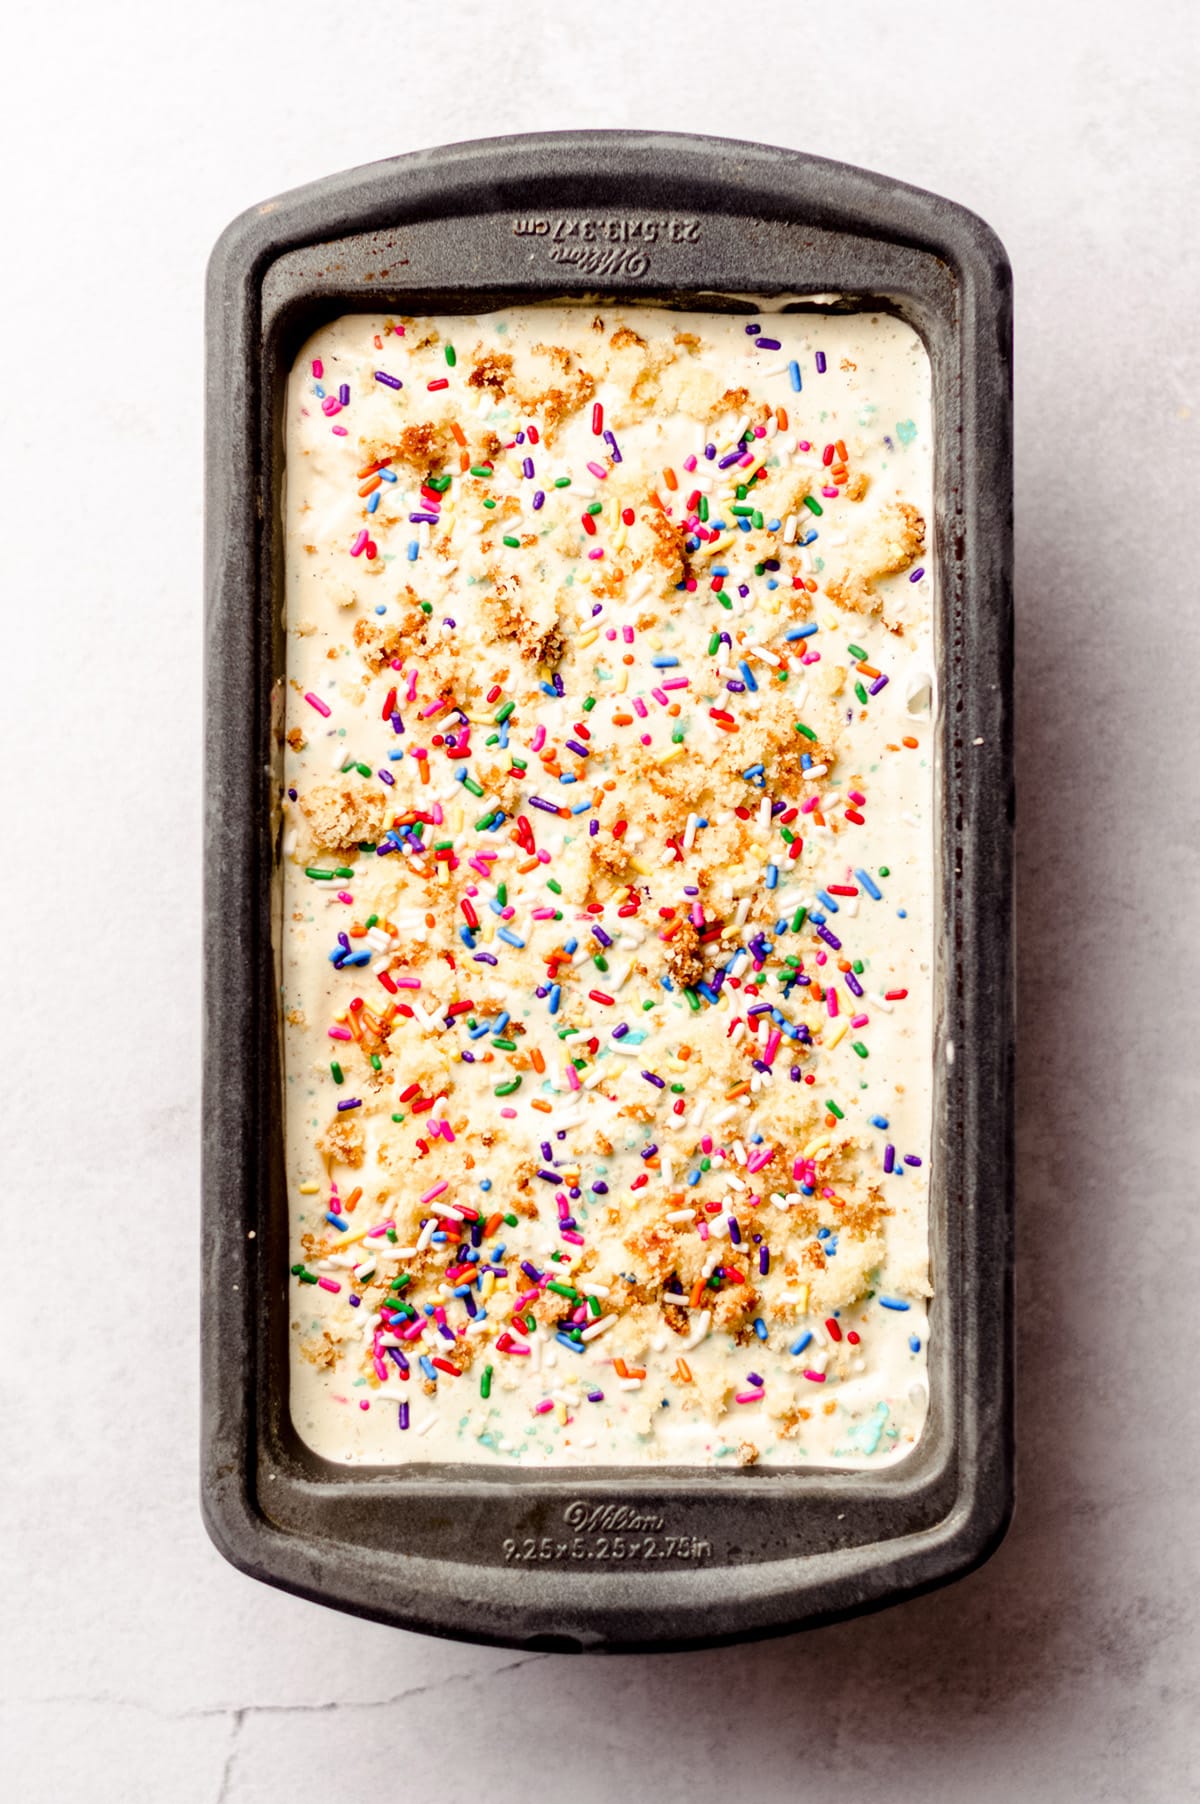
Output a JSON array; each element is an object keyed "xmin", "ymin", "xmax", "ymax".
[{"xmin": 279, "ymin": 301, "xmax": 934, "ymax": 1467}]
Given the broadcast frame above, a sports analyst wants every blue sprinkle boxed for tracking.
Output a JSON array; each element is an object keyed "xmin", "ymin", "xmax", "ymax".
[
  {"xmin": 651, "ymin": 655, "xmax": 679, "ymax": 669},
  {"xmin": 786, "ymin": 622, "xmax": 818, "ymax": 641},
  {"xmin": 878, "ymin": 1296, "xmax": 911, "ymax": 1311},
  {"xmin": 738, "ymin": 660, "xmax": 758, "ymax": 692},
  {"xmin": 855, "ymin": 868, "xmax": 882, "ymax": 899},
  {"xmin": 555, "ymin": 1333, "xmax": 586, "ymax": 1355},
  {"xmin": 497, "ymin": 927, "xmax": 525, "ymax": 949},
  {"xmin": 789, "ymin": 1331, "xmax": 813, "ymax": 1356},
  {"xmin": 766, "ymin": 865, "xmax": 778, "ymax": 889},
  {"xmin": 753, "ymin": 1317, "xmax": 768, "ymax": 1341},
  {"xmin": 870, "ymin": 1115, "xmax": 890, "ymax": 1129},
  {"xmin": 406, "ymin": 541, "xmax": 419, "ymax": 561},
  {"xmin": 788, "ymin": 360, "xmax": 802, "ymax": 391},
  {"xmin": 909, "ymin": 1334, "xmax": 921, "ymax": 1352}
]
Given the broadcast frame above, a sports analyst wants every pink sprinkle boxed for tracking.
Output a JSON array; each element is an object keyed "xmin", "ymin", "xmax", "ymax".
[
  {"xmin": 851, "ymin": 1013, "xmax": 870, "ymax": 1028},
  {"xmin": 632, "ymin": 697, "xmax": 648, "ymax": 720},
  {"xmin": 661, "ymin": 678, "xmax": 689, "ymax": 691},
  {"xmin": 419, "ymin": 700, "xmax": 445, "ymax": 718},
  {"xmin": 421, "ymin": 1181, "xmax": 448, "ymax": 1205},
  {"xmin": 567, "ymin": 1065, "xmax": 581, "ymax": 1092},
  {"xmin": 747, "ymin": 1147, "xmax": 774, "ymax": 1173},
  {"xmin": 586, "ymin": 461, "xmax": 608, "ymax": 480},
  {"xmin": 373, "ymin": 1355, "xmax": 387, "ymax": 1380},
  {"xmin": 701, "ymin": 1135, "xmax": 713, "ymax": 1154},
  {"xmin": 401, "ymin": 1320, "xmax": 426, "ymax": 1343},
  {"xmin": 691, "ymin": 903, "xmax": 703, "ymax": 928},
  {"xmin": 350, "ymin": 530, "xmax": 369, "ymax": 557},
  {"xmin": 801, "ymin": 795, "xmax": 819, "ymax": 814},
  {"xmin": 684, "ymin": 578, "xmax": 697, "ymax": 592},
  {"xmin": 430, "ymin": 802, "xmax": 444, "ymax": 824},
  {"xmin": 848, "ymin": 790, "xmax": 866, "ymax": 805},
  {"xmin": 500, "ymin": 1107, "xmax": 517, "ymax": 1119},
  {"xmin": 366, "ymin": 1221, "xmax": 395, "ymax": 1238},
  {"xmin": 532, "ymin": 907, "xmax": 556, "ymax": 920},
  {"xmin": 332, "ymin": 426, "xmax": 348, "ymax": 437},
  {"xmin": 763, "ymin": 1031, "xmax": 781, "ymax": 1065},
  {"xmin": 393, "ymin": 976, "xmax": 421, "ymax": 990},
  {"xmin": 312, "ymin": 359, "xmax": 324, "ymax": 379},
  {"xmin": 322, "ymin": 397, "xmax": 342, "ymax": 417},
  {"xmin": 798, "ymin": 440, "xmax": 812, "ymax": 452},
  {"xmin": 822, "ymin": 485, "xmax": 838, "ymax": 498},
  {"xmin": 683, "ymin": 454, "xmax": 697, "ymax": 471},
  {"xmin": 735, "ymin": 1389, "xmax": 765, "ymax": 1404},
  {"xmin": 588, "ymin": 548, "xmax": 604, "ymax": 560},
  {"xmin": 531, "ymin": 725, "xmax": 546, "ymax": 753},
  {"xmin": 359, "ymin": 1399, "xmax": 370, "ymax": 1410},
  {"xmin": 622, "ymin": 625, "xmax": 635, "ymax": 644},
  {"xmin": 651, "ymin": 687, "xmax": 669, "ymax": 706},
  {"xmin": 304, "ymin": 691, "xmax": 332, "ymax": 717},
  {"xmin": 697, "ymin": 1221, "xmax": 709, "ymax": 1241},
  {"xmin": 504, "ymin": 1342, "xmax": 531, "ymax": 1357},
  {"xmin": 328, "ymin": 1027, "xmax": 352, "ymax": 1041},
  {"xmin": 802, "ymin": 1369, "xmax": 826, "ymax": 1384},
  {"xmin": 318, "ymin": 1277, "xmax": 341, "ymax": 1294},
  {"xmin": 336, "ymin": 891, "xmax": 353, "ymax": 905},
  {"xmin": 536, "ymin": 848, "xmax": 551, "ymax": 864},
  {"xmin": 561, "ymin": 1230, "xmax": 584, "ymax": 1245},
  {"xmin": 827, "ymin": 991, "xmax": 839, "ymax": 1018},
  {"xmin": 535, "ymin": 1398, "xmax": 555, "ymax": 1415}
]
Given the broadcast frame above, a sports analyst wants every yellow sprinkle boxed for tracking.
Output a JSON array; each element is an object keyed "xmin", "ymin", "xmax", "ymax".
[
  {"xmin": 658, "ymin": 744, "xmax": 686, "ymax": 765},
  {"xmin": 298, "ymin": 1182, "xmax": 321, "ymax": 1195},
  {"xmin": 796, "ymin": 1283, "xmax": 810, "ymax": 1314},
  {"xmin": 802, "ymin": 1135, "xmax": 832, "ymax": 1159},
  {"xmin": 825, "ymin": 1019, "xmax": 849, "ymax": 1050}
]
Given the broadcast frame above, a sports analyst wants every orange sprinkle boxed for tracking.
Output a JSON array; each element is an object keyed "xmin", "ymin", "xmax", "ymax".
[
  {"xmin": 418, "ymin": 759, "xmax": 429, "ymax": 784},
  {"xmin": 530, "ymin": 1047, "xmax": 546, "ymax": 1074},
  {"xmin": 613, "ymin": 712, "xmax": 633, "ymax": 726},
  {"xmin": 516, "ymin": 856, "xmax": 540, "ymax": 875},
  {"xmin": 648, "ymin": 489, "xmax": 665, "ymax": 511},
  {"xmin": 356, "ymin": 457, "xmax": 392, "ymax": 479},
  {"xmin": 726, "ymin": 1080, "xmax": 751, "ymax": 1100},
  {"xmin": 902, "ymin": 735, "xmax": 919, "ymax": 748},
  {"xmin": 449, "ymin": 421, "xmax": 467, "ymax": 446},
  {"xmin": 835, "ymin": 439, "xmax": 847, "ymax": 460},
  {"xmin": 530, "ymin": 1097, "xmax": 552, "ymax": 1113},
  {"xmin": 675, "ymin": 1358, "xmax": 693, "ymax": 1383},
  {"xmin": 776, "ymin": 407, "xmax": 788, "ymax": 430},
  {"xmin": 357, "ymin": 476, "xmax": 382, "ymax": 497},
  {"xmin": 663, "ymin": 467, "xmax": 678, "ymax": 490},
  {"xmin": 856, "ymin": 661, "xmax": 881, "ymax": 678},
  {"xmin": 689, "ymin": 1277, "xmax": 708, "ymax": 1310}
]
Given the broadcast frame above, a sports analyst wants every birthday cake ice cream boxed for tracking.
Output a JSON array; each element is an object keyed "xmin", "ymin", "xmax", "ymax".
[{"xmin": 280, "ymin": 302, "xmax": 935, "ymax": 1467}]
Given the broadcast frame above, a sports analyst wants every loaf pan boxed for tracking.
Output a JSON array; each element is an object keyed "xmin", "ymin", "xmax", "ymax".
[{"xmin": 202, "ymin": 129, "xmax": 1014, "ymax": 1651}]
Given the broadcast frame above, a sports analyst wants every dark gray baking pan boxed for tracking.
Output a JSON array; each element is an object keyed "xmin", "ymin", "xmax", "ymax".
[{"xmin": 203, "ymin": 129, "xmax": 1014, "ymax": 1652}]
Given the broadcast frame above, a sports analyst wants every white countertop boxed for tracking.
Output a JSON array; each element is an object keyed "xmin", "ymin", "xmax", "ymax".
[{"xmin": 3, "ymin": 2, "xmax": 1197, "ymax": 1799}]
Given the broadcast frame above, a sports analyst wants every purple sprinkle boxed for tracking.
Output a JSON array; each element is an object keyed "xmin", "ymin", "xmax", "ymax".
[
  {"xmin": 612, "ymin": 1023, "xmax": 629, "ymax": 1039},
  {"xmin": 718, "ymin": 448, "xmax": 743, "ymax": 470},
  {"xmin": 473, "ymin": 951, "xmax": 498, "ymax": 966},
  {"xmin": 533, "ymin": 490, "xmax": 545, "ymax": 510},
  {"xmin": 745, "ymin": 324, "xmax": 761, "ymax": 335},
  {"xmin": 755, "ymin": 337, "xmax": 781, "ymax": 351},
  {"xmin": 759, "ymin": 1247, "xmax": 770, "ymax": 1275},
  {"xmin": 728, "ymin": 1217, "xmax": 742, "ymax": 1244},
  {"xmin": 336, "ymin": 1098, "xmax": 362, "ymax": 1112},
  {"xmin": 591, "ymin": 925, "xmax": 612, "ymax": 948},
  {"xmin": 398, "ymin": 1402, "xmax": 409, "ymax": 1431},
  {"xmin": 641, "ymin": 1071, "xmax": 666, "ymax": 1089},
  {"xmin": 603, "ymin": 430, "xmax": 622, "ymax": 464},
  {"xmin": 338, "ymin": 384, "xmax": 350, "ymax": 405},
  {"xmin": 409, "ymin": 511, "xmax": 439, "ymax": 524},
  {"xmin": 522, "ymin": 457, "xmax": 535, "ymax": 479},
  {"xmin": 337, "ymin": 931, "xmax": 350, "ymax": 950},
  {"xmin": 904, "ymin": 1154, "xmax": 923, "ymax": 1168},
  {"xmin": 884, "ymin": 1144, "xmax": 896, "ymax": 1174},
  {"xmin": 588, "ymin": 818, "xmax": 599, "ymax": 836},
  {"xmin": 587, "ymin": 1389, "xmax": 605, "ymax": 1402},
  {"xmin": 704, "ymin": 443, "xmax": 716, "ymax": 460},
  {"xmin": 814, "ymin": 351, "xmax": 827, "ymax": 374},
  {"xmin": 391, "ymin": 712, "xmax": 404, "ymax": 734},
  {"xmin": 909, "ymin": 566, "xmax": 925, "ymax": 583},
  {"xmin": 378, "ymin": 767, "xmax": 395, "ymax": 785},
  {"xmin": 374, "ymin": 371, "xmax": 403, "ymax": 390},
  {"xmin": 592, "ymin": 1181, "xmax": 609, "ymax": 1196},
  {"xmin": 529, "ymin": 795, "xmax": 560, "ymax": 815},
  {"xmin": 565, "ymin": 739, "xmax": 590, "ymax": 758},
  {"xmin": 869, "ymin": 674, "xmax": 889, "ymax": 696}
]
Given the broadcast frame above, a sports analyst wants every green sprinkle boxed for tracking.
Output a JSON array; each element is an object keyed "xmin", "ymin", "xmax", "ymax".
[
  {"xmin": 462, "ymin": 775, "xmax": 484, "ymax": 797},
  {"xmin": 854, "ymin": 681, "xmax": 869, "ymax": 706},
  {"xmin": 297, "ymin": 1269, "xmax": 318, "ymax": 1285},
  {"xmin": 792, "ymin": 907, "xmax": 808, "ymax": 931},
  {"xmin": 593, "ymin": 954, "xmax": 609, "ymax": 973},
  {"xmin": 495, "ymin": 700, "xmax": 515, "ymax": 724},
  {"xmin": 717, "ymin": 593, "xmax": 733, "ymax": 610},
  {"xmin": 481, "ymin": 1365, "xmax": 493, "ymax": 1399},
  {"xmin": 684, "ymin": 988, "xmax": 701, "ymax": 1011},
  {"xmin": 878, "ymin": 865, "xmax": 890, "ymax": 878},
  {"xmin": 826, "ymin": 1100, "xmax": 844, "ymax": 1119},
  {"xmin": 469, "ymin": 464, "xmax": 492, "ymax": 479},
  {"xmin": 495, "ymin": 1077, "xmax": 522, "ymax": 1097},
  {"xmin": 588, "ymin": 1295, "xmax": 602, "ymax": 1317},
  {"xmin": 802, "ymin": 495, "xmax": 823, "ymax": 516},
  {"xmin": 391, "ymin": 1112, "xmax": 405, "ymax": 1123},
  {"xmin": 547, "ymin": 878, "xmax": 562, "ymax": 894},
  {"xmin": 583, "ymin": 695, "xmax": 596, "ymax": 712},
  {"xmin": 794, "ymin": 723, "xmax": 817, "ymax": 741},
  {"xmin": 554, "ymin": 477, "xmax": 571, "ymax": 489},
  {"xmin": 670, "ymin": 1082, "xmax": 686, "ymax": 1094},
  {"xmin": 780, "ymin": 826, "xmax": 795, "ymax": 844},
  {"xmin": 731, "ymin": 504, "xmax": 754, "ymax": 517},
  {"xmin": 369, "ymin": 1053, "xmax": 382, "ymax": 1071},
  {"xmin": 641, "ymin": 998, "xmax": 655, "ymax": 1010},
  {"xmin": 365, "ymin": 914, "xmax": 378, "ymax": 929},
  {"xmin": 502, "ymin": 534, "xmax": 521, "ymax": 549},
  {"xmin": 497, "ymin": 882, "xmax": 507, "ymax": 905},
  {"xmin": 427, "ymin": 474, "xmax": 452, "ymax": 492},
  {"xmin": 509, "ymin": 758, "xmax": 527, "ymax": 771},
  {"xmin": 483, "ymin": 498, "xmax": 496, "ymax": 510},
  {"xmin": 444, "ymin": 344, "xmax": 456, "ymax": 367},
  {"xmin": 504, "ymin": 1212, "xmax": 519, "ymax": 1227},
  {"xmin": 586, "ymin": 501, "xmax": 603, "ymax": 516},
  {"xmin": 419, "ymin": 599, "xmax": 433, "ymax": 613},
  {"xmin": 330, "ymin": 1061, "xmax": 344, "ymax": 1084},
  {"xmin": 752, "ymin": 511, "xmax": 763, "ymax": 530},
  {"xmin": 847, "ymin": 642, "xmax": 868, "ymax": 661},
  {"xmin": 492, "ymin": 1038, "xmax": 517, "ymax": 1052},
  {"xmin": 304, "ymin": 866, "xmax": 337, "ymax": 880},
  {"xmin": 708, "ymin": 632, "xmax": 722, "ymax": 655},
  {"xmin": 851, "ymin": 1042, "xmax": 869, "ymax": 1059},
  {"xmin": 852, "ymin": 959, "xmax": 864, "ymax": 974},
  {"xmin": 547, "ymin": 1281, "xmax": 579, "ymax": 1300},
  {"xmin": 474, "ymin": 810, "xmax": 499, "ymax": 830},
  {"xmin": 698, "ymin": 495, "xmax": 709, "ymax": 522}
]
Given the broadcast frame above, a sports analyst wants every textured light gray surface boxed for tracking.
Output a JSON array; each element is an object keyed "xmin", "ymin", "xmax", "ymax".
[{"xmin": 2, "ymin": 2, "xmax": 1196, "ymax": 1799}]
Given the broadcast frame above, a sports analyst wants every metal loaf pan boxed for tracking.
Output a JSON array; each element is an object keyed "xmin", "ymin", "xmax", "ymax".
[{"xmin": 203, "ymin": 130, "xmax": 1014, "ymax": 1652}]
